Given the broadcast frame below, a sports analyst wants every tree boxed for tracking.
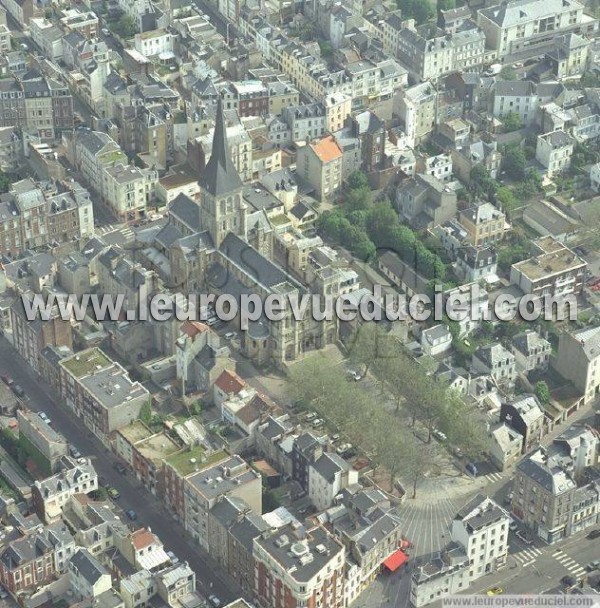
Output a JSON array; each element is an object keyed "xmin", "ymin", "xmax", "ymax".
[
  {"xmin": 94, "ymin": 486, "xmax": 109, "ymax": 500},
  {"xmin": 346, "ymin": 170, "xmax": 369, "ymax": 191},
  {"xmin": 437, "ymin": 0, "xmax": 455, "ymax": 9},
  {"xmin": 112, "ymin": 15, "xmax": 137, "ymax": 38},
  {"xmin": 503, "ymin": 146, "xmax": 527, "ymax": 180},
  {"xmin": 534, "ymin": 381, "xmax": 551, "ymax": 404},
  {"xmin": 470, "ymin": 165, "xmax": 498, "ymax": 200},
  {"xmin": 499, "ymin": 66, "xmax": 517, "ymax": 80},
  {"xmin": 0, "ymin": 171, "xmax": 12, "ymax": 194},
  {"xmin": 345, "ymin": 186, "xmax": 372, "ymax": 213},
  {"xmin": 501, "ymin": 111, "xmax": 522, "ymax": 133},
  {"xmin": 139, "ymin": 401, "xmax": 152, "ymax": 425},
  {"xmin": 397, "ymin": 0, "xmax": 435, "ymax": 23},
  {"xmin": 495, "ymin": 186, "xmax": 518, "ymax": 215}
]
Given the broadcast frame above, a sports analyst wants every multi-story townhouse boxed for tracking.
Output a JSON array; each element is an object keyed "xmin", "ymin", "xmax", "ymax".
[
  {"xmin": 458, "ymin": 202, "xmax": 506, "ymax": 246},
  {"xmin": 0, "ymin": 22, "xmax": 10, "ymax": 55},
  {"xmin": 182, "ymin": 454, "xmax": 262, "ymax": 551},
  {"xmin": 325, "ymin": 93, "xmax": 352, "ymax": 134},
  {"xmin": 394, "ymin": 82, "xmax": 438, "ymax": 147},
  {"xmin": 102, "ymin": 163, "xmax": 158, "ymax": 222},
  {"xmin": 451, "ymin": 495, "xmax": 509, "ymax": 578},
  {"xmin": 59, "ymin": 8, "xmax": 99, "ymax": 37},
  {"xmin": 500, "ymin": 394, "xmax": 545, "ymax": 452},
  {"xmin": 553, "ymin": 325, "xmax": 600, "ymax": 404},
  {"xmin": 156, "ymin": 563, "xmax": 196, "ymax": 605},
  {"xmin": 281, "ymin": 103, "xmax": 327, "ymax": 143},
  {"xmin": 58, "ymin": 347, "xmax": 149, "ymax": 444},
  {"xmin": 0, "ymin": 78, "xmax": 25, "ymax": 128},
  {"xmin": 0, "ymin": 533, "xmax": 55, "ymax": 594},
  {"xmin": 477, "ymin": 0, "xmax": 596, "ymax": 59},
  {"xmin": 308, "ymin": 453, "xmax": 359, "ymax": 512},
  {"xmin": 10, "ymin": 293, "xmax": 73, "ymax": 374},
  {"xmin": 267, "ymin": 80, "xmax": 300, "ymax": 115},
  {"xmin": 0, "ymin": 0, "xmax": 34, "ymax": 26},
  {"xmin": 68, "ymin": 549, "xmax": 112, "ymax": 600},
  {"xmin": 511, "ymin": 329, "xmax": 551, "ymax": 373},
  {"xmin": 455, "ymin": 245, "xmax": 498, "ymax": 282},
  {"xmin": 134, "ymin": 29, "xmax": 174, "ymax": 58},
  {"xmin": 296, "ymin": 135, "xmax": 343, "ymax": 202},
  {"xmin": 535, "ymin": 130, "xmax": 575, "ymax": 176},
  {"xmin": 546, "ymin": 33, "xmax": 589, "ymax": 78},
  {"xmin": 510, "ymin": 236, "xmax": 587, "ymax": 301},
  {"xmin": 17, "ymin": 409, "xmax": 69, "ymax": 474},
  {"xmin": 472, "ymin": 343, "xmax": 517, "ymax": 385},
  {"xmin": 493, "ymin": 80, "xmax": 538, "ymax": 124},
  {"xmin": 30, "ymin": 18, "xmax": 64, "ymax": 62},
  {"xmin": 292, "ymin": 432, "xmax": 324, "ymax": 492},
  {"xmin": 32, "ymin": 457, "xmax": 98, "ymax": 523},
  {"xmin": 254, "ymin": 524, "xmax": 346, "ymax": 608}
]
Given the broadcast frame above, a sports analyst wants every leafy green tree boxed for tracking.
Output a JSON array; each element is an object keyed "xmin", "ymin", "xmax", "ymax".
[
  {"xmin": 495, "ymin": 186, "xmax": 518, "ymax": 215},
  {"xmin": 345, "ymin": 186, "xmax": 372, "ymax": 212},
  {"xmin": 503, "ymin": 146, "xmax": 527, "ymax": 180},
  {"xmin": 501, "ymin": 111, "xmax": 522, "ymax": 133},
  {"xmin": 397, "ymin": 0, "xmax": 435, "ymax": 23},
  {"xmin": 346, "ymin": 170, "xmax": 369, "ymax": 191},
  {"xmin": 470, "ymin": 165, "xmax": 498, "ymax": 199},
  {"xmin": 0, "ymin": 170, "xmax": 12, "ymax": 194},
  {"xmin": 95, "ymin": 486, "xmax": 109, "ymax": 500},
  {"xmin": 139, "ymin": 402, "xmax": 152, "ymax": 425},
  {"xmin": 112, "ymin": 15, "xmax": 137, "ymax": 38},
  {"xmin": 437, "ymin": 0, "xmax": 455, "ymax": 9},
  {"xmin": 499, "ymin": 66, "xmax": 517, "ymax": 80},
  {"xmin": 534, "ymin": 381, "xmax": 551, "ymax": 404}
]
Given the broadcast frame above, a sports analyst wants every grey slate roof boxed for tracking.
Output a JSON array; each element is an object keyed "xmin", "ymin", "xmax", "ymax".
[
  {"xmin": 169, "ymin": 194, "xmax": 202, "ymax": 233},
  {"xmin": 70, "ymin": 548, "xmax": 109, "ymax": 585},
  {"xmin": 198, "ymin": 98, "xmax": 243, "ymax": 197},
  {"xmin": 311, "ymin": 453, "xmax": 350, "ymax": 483}
]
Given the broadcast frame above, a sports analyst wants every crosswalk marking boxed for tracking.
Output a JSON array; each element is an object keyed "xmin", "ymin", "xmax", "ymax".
[
  {"xmin": 512, "ymin": 547, "xmax": 542, "ymax": 567},
  {"xmin": 553, "ymin": 550, "xmax": 586, "ymax": 576},
  {"xmin": 96, "ymin": 223, "xmax": 135, "ymax": 241},
  {"xmin": 484, "ymin": 472, "xmax": 504, "ymax": 483}
]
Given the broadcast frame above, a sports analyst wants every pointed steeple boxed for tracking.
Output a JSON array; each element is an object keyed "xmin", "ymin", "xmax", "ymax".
[{"xmin": 198, "ymin": 98, "xmax": 243, "ymax": 197}]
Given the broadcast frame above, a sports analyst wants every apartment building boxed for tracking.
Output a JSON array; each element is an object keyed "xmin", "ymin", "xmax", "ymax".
[
  {"xmin": 396, "ymin": 25, "xmax": 485, "ymax": 81},
  {"xmin": 394, "ymin": 82, "xmax": 438, "ymax": 147},
  {"xmin": 308, "ymin": 453, "xmax": 359, "ymax": 511},
  {"xmin": 553, "ymin": 325, "xmax": 600, "ymax": 404},
  {"xmin": 0, "ymin": 0, "xmax": 34, "ymax": 26},
  {"xmin": 536, "ymin": 130, "xmax": 576, "ymax": 176},
  {"xmin": 182, "ymin": 454, "xmax": 262, "ymax": 551},
  {"xmin": 510, "ymin": 236, "xmax": 586, "ymax": 301},
  {"xmin": 411, "ymin": 495, "xmax": 509, "ymax": 606},
  {"xmin": 134, "ymin": 29, "xmax": 174, "ymax": 58},
  {"xmin": 458, "ymin": 202, "xmax": 506, "ymax": 246},
  {"xmin": 102, "ymin": 163, "xmax": 158, "ymax": 222},
  {"xmin": 58, "ymin": 348, "xmax": 149, "ymax": 443},
  {"xmin": 472, "ymin": 343, "xmax": 517, "ymax": 386},
  {"xmin": 60, "ymin": 8, "xmax": 99, "ymax": 37},
  {"xmin": 69, "ymin": 549, "xmax": 112, "ymax": 600},
  {"xmin": 281, "ymin": 103, "xmax": 327, "ymax": 144},
  {"xmin": 477, "ymin": 0, "xmax": 595, "ymax": 58},
  {"xmin": 500, "ymin": 394, "xmax": 545, "ymax": 453},
  {"xmin": 325, "ymin": 93, "xmax": 352, "ymax": 134},
  {"xmin": 10, "ymin": 293, "xmax": 73, "ymax": 374},
  {"xmin": 0, "ymin": 533, "xmax": 55, "ymax": 594},
  {"xmin": 17, "ymin": 409, "xmax": 69, "ymax": 474},
  {"xmin": 511, "ymin": 329, "xmax": 551, "ymax": 372},
  {"xmin": 296, "ymin": 135, "xmax": 343, "ymax": 202},
  {"xmin": 254, "ymin": 524, "xmax": 346, "ymax": 608},
  {"xmin": 32, "ymin": 457, "xmax": 98, "ymax": 523},
  {"xmin": 512, "ymin": 448, "xmax": 577, "ymax": 543},
  {"xmin": 30, "ymin": 18, "xmax": 64, "ymax": 61}
]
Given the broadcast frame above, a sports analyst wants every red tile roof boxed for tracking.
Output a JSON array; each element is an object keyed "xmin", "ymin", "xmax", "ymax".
[
  {"xmin": 215, "ymin": 369, "xmax": 246, "ymax": 395},
  {"xmin": 131, "ymin": 528, "xmax": 157, "ymax": 550},
  {"xmin": 310, "ymin": 135, "xmax": 342, "ymax": 164},
  {"xmin": 180, "ymin": 321, "xmax": 209, "ymax": 338}
]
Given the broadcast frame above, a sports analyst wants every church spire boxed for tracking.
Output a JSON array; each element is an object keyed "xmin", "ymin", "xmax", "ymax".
[{"xmin": 198, "ymin": 98, "xmax": 243, "ymax": 197}]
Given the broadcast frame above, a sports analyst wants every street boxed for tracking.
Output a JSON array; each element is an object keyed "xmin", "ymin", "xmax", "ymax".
[{"xmin": 0, "ymin": 337, "xmax": 244, "ymax": 606}]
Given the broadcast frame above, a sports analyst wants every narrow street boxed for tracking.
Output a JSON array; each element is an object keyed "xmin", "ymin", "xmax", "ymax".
[{"xmin": 0, "ymin": 337, "xmax": 245, "ymax": 606}]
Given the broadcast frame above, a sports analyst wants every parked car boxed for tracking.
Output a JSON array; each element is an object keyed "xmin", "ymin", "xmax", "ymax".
[
  {"xmin": 432, "ymin": 429, "xmax": 447, "ymax": 441},
  {"xmin": 336, "ymin": 443, "xmax": 352, "ymax": 455},
  {"xmin": 504, "ymin": 492, "xmax": 513, "ymax": 505},
  {"xmin": 125, "ymin": 509, "xmax": 138, "ymax": 521},
  {"xmin": 516, "ymin": 529, "xmax": 533, "ymax": 544},
  {"xmin": 486, "ymin": 587, "xmax": 503, "ymax": 596},
  {"xmin": 107, "ymin": 487, "xmax": 120, "ymax": 499},
  {"xmin": 509, "ymin": 519, "xmax": 518, "ymax": 532},
  {"xmin": 166, "ymin": 550, "xmax": 180, "ymax": 564},
  {"xmin": 587, "ymin": 529, "xmax": 600, "ymax": 540},
  {"xmin": 465, "ymin": 462, "xmax": 477, "ymax": 476},
  {"xmin": 304, "ymin": 412, "xmax": 317, "ymax": 422},
  {"xmin": 561, "ymin": 575, "xmax": 577, "ymax": 587},
  {"xmin": 1, "ymin": 375, "xmax": 13, "ymax": 386},
  {"xmin": 585, "ymin": 560, "xmax": 600, "ymax": 572},
  {"xmin": 113, "ymin": 462, "xmax": 127, "ymax": 474},
  {"xmin": 38, "ymin": 411, "xmax": 51, "ymax": 424},
  {"xmin": 11, "ymin": 384, "xmax": 25, "ymax": 398},
  {"xmin": 312, "ymin": 418, "xmax": 324, "ymax": 427},
  {"xmin": 208, "ymin": 595, "xmax": 222, "ymax": 608},
  {"xmin": 101, "ymin": 27, "xmax": 111, "ymax": 36},
  {"xmin": 224, "ymin": 331, "xmax": 237, "ymax": 341},
  {"xmin": 69, "ymin": 445, "xmax": 82, "ymax": 459},
  {"xmin": 331, "ymin": 434, "xmax": 340, "ymax": 443}
]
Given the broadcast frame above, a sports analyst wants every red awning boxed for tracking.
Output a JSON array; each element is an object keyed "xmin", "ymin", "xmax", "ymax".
[{"xmin": 383, "ymin": 550, "xmax": 408, "ymax": 572}]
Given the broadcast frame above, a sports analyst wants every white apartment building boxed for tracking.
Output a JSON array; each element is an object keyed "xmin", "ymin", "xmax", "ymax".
[
  {"xmin": 477, "ymin": 0, "xmax": 596, "ymax": 58},
  {"xmin": 450, "ymin": 495, "xmax": 509, "ymax": 580},
  {"xmin": 102, "ymin": 163, "xmax": 158, "ymax": 222},
  {"xmin": 308, "ymin": 453, "xmax": 359, "ymax": 512},
  {"xmin": 535, "ymin": 130, "xmax": 575, "ymax": 176},
  {"xmin": 134, "ymin": 29, "xmax": 174, "ymax": 58}
]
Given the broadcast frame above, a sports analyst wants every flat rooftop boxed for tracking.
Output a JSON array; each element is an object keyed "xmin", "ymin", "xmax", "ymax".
[
  {"xmin": 118, "ymin": 420, "xmax": 154, "ymax": 444},
  {"xmin": 187, "ymin": 454, "xmax": 260, "ymax": 499},
  {"xmin": 513, "ymin": 249, "xmax": 586, "ymax": 280},
  {"xmin": 165, "ymin": 446, "xmax": 225, "ymax": 477},
  {"xmin": 62, "ymin": 348, "xmax": 112, "ymax": 378},
  {"xmin": 136, "ymin": 432, "xmax": 181, "ymax": 463},
  {"xmin": 79, "ymin": 366, "xmax": 148, "ymax": 408}
]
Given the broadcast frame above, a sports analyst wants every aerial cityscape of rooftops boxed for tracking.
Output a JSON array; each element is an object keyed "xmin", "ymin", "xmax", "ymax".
[{"xmin": 0, "ymin": 0, "xmax": 600, "ymax": 605}]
